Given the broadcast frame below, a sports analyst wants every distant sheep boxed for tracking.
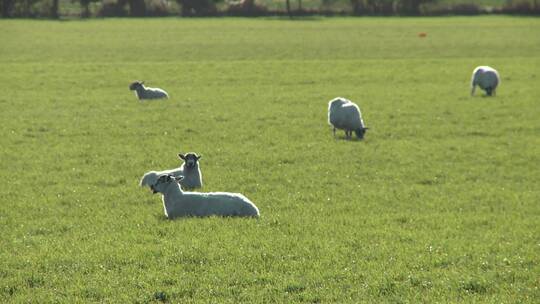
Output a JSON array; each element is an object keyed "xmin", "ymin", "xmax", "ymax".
[
  {"xmin": 140, "ymin": 173, "xmax": 260, "ymax": 218},
  {"xmin": 327, "ymin": 97, "xmax": 368, "ymax": 139},
  {"xmin": 129, "ymin": 81, "xmax": 169, "ymax": 100},
  {"xmin": 471, "ymin": 66, "xmax": 500, "ymax": 96},
  {"xmin": 139, "ymin": 152, "xmax": 203, "ymax": 191}
]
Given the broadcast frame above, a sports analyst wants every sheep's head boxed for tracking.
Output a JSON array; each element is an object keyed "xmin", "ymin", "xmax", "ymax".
[
  {"xmin": 356, "ymin": 127, "xmax": 369, "ymax": 140},
  {"xmin": 179, "ymin": 152, "xmax": 202, "ymax": 169},
  {"xmin": 140, "ymin": 171, "xmax": 182, "ymax": 194},
  {"xmin": 129, "ymin": 81, "xmax": 144, "ymax": 91},
  {"xmin": 151, "ymin": 174, "xmax": 184, "ymax": 194}
]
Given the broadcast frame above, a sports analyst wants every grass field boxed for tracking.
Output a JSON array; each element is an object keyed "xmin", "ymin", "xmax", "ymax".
[{"xmin": 1, "ymin": 16, "xmax": 539, "ymax": 303}]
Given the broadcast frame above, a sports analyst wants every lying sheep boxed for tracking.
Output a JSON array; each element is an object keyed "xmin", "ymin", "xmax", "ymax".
[
  {"xmin": 139, "ymin": 152, "xmax": 203, "ymax": 191},
  {"xmin": 129, "ymin": 81, "xmax": 169, "ymax": 100},
  {"xmin": 327, "ymin": 97, "xmax": 368, "ymax": 139},
  {"xmin": 140, "ymin": 173, "xmax": 260, "ymax": 218},
  {"xmin": 471, "ymin": 66, "xmax": 500, "ymax": 96}
]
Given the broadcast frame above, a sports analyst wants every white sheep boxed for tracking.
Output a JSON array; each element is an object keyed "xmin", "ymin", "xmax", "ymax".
[
  {"xmin": 139, "ymin": 152, "xmax": 203, "ymax": 191},
  {"xmin": 129, "ymin": 81, "xmax": 169, "ymax": 100},
  {"xmin": 327, "ymin": 97, "xmax": 368, "ymax": 139},
  {"xmin": 471, "ymin": 66, "xmax": 500, "ymax": 96},
  {"xmin": 140, "ymin": 173, "xmax": 260, "ymax": 218},
  {"xmin": 177, "ymin": 152, "xmax": 203, "ymax": 190}
]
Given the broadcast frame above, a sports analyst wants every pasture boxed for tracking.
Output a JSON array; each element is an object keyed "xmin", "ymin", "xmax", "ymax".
[{"xmin": 0, "ymin": 16, "xmax": 539, "ymax": 302}]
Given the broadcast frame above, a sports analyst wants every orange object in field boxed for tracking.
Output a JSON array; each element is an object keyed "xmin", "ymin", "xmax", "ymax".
[{"xmin": 418, "ymin": 32, "xmax": 427, "ymax": 37}]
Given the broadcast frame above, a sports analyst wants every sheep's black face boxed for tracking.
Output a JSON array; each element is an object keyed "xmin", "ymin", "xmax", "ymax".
[
  {"xmin": 152, "ymin": 175, "xmax": 174, "ymax": 194},
  {"xmin": 179, "ymin": 153, "xmax": 201, "ymax": 169},
  {"xmin": 129, "ymin": 82, "xmax": 143, "ymax": 91},
  {"xmin": 185, "ymin": 154, "xmax": 198, "ymax": 168},
  {"xmin": 356, "ymin": 128, "xmax": 367, "ymax": 139}
]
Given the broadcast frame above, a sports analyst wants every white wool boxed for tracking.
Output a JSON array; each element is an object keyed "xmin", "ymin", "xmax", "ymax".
[
  {"xmin": 140, "ymin": 169, "xmax": 183, "ymax": 188},
  {"xmin": 471, "ymin": 66, "xmax": 500, "ymax": 96},
  {"xmin": 177, "ymin": 162, "xmax": 202, "ymax": 190},
  {"xmin": 142, "ymin": 174, "xmax": 260, "ymax": 218},
  {"xmin": 327, "ymin": 97, "xmax": 367, "ymax": 139},
  {"xmin": 136, "ymin": 86, "xmax": 169, "ymax": 100},
  {"xmin": 140, "ymin": 171, "xmax": 160, "ymax": 188}
]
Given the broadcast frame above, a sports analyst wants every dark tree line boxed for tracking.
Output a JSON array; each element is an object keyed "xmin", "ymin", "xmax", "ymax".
[
  {"xmin": 349, "ymin": 0, "xmax": 435, "ymax": 15},
  {"xmin": 1, "ymin": 0, "xmax": 538, "ymax": 18}
]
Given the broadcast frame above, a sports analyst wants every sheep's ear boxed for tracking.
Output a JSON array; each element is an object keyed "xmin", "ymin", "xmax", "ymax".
[
  {"xmin": 178, "ymin": 153, "xmax": 186, "ymax": 160},
  {"xmin": 364, "ymin": 127, "xmax": 369, "ymax": 130},
  {"xmin": 175, "ymin": 176, "xmax": 184, "ymax": 181},
  {"xmin": 196, "ymin": 154, "xmax": 202, "ymax": 160}
]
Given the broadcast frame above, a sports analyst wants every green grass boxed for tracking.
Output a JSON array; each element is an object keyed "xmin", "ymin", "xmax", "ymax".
[{"xmin": 1, "ymin": 16, "xmax": 539, "ymax": 303}]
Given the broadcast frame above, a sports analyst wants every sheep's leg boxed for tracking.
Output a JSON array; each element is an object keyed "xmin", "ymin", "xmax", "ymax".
[
  {"xmin": 333, "ymin": 127, "xmax": 336, "ymax": 137},
  {"xmin": 471, "ymin": 84, "xmax": 476, "ymax": 96}
]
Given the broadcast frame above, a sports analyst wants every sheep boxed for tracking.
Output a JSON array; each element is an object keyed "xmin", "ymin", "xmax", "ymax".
[
  {"xmin": 327, "ymin": 97, "xmax": 368, "ymax": 139},
  {"xmin": 140, "ymin": 173, "xmax": 260, "ymax": 218},
  {"xmin": 139, "ymin": 152, "xmax": 203, "ymax": 191},
  {"xmin": 471, "ymin": 66, "xmax": 500, "ymax": 96},
  {"xmin": 177, "ymin": 152, "xmax": 203, "ymax": 190},
  {"xmin": 129, "ymin": 81, "xmax": 169, "ymax": 100}
]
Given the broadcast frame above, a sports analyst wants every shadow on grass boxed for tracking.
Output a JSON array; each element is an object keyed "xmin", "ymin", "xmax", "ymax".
[
  {"xmin": 155, "ymin": 214, "xmax": 169, "ymax": 221},
  {"xmin": 333, "ymin": 136, "xmax": 366, "ymax": 142}
]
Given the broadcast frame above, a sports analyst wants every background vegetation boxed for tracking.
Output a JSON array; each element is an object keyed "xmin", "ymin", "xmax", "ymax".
[
  {"xmin": 0, "ymin": 0, "xmax": 539, "ymax": 18},
  {"xmin": 1, "ymin": 16, "xmax": 539, "ymax": 302}
]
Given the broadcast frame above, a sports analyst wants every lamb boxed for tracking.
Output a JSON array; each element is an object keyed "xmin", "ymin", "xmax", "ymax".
[
  {"xmin": 327, "ymin": 97, "xmax": 368, "ymax": 139},
  {"xmin": 129, "ymin": 81, "xmax": 169, "ymax": 100},
  {"xmin": 140, "ymin": 173, "xmax": 260, "ymax": 218},
  {"xmin": 177, "ymin": 152, "xmax": 203, "ymax": 190},
  {"xmin": 471, "ymin": 66, "xmax": 500, "ymax": 96}
]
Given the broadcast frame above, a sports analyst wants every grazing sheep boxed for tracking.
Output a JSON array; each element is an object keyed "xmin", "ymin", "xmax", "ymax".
[
  {"xmin": 129, "ymin": 81, "xmax": 169, "ymax": 100},
  {"xmin": 140, "ymin": 174, "xmax": 260, "ymax": 218},
  {"xmin": 327, "ymin": 97, "xmax": 368, "ymax": 139},
  {"xmin": 471, "ymin": 66, "xmax": 500, "ymax": 96},
  {"xmin": 139, "ymin": 152, "xmax": 203, "ymax": 191}
]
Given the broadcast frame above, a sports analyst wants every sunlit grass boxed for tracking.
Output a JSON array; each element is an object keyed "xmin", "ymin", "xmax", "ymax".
[{"xmin": 0, "ymin": 16, "xmax": 539, "ymax": 303}]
